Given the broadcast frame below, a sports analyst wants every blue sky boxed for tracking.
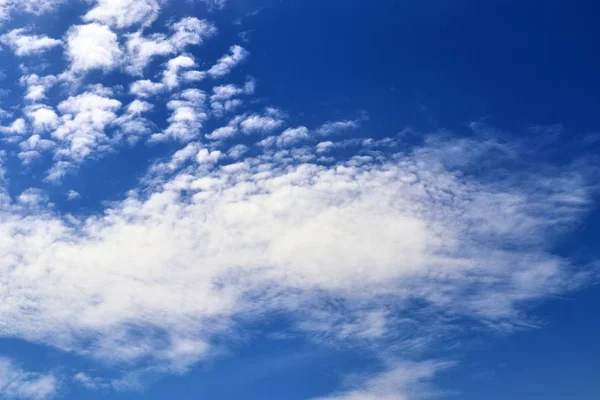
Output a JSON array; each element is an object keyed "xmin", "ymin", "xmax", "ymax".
[{"xmin": 0, "ymin": 0, "xmax": 599, "ymax": 399}]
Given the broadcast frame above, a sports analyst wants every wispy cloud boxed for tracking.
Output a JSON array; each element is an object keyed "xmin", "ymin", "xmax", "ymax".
[
  {"xmin": 0, "ymin": 358, "xmax": 58, "ymax": 400},
  {"xmin": 207, "ymin": 45, "xmax": 249, "ymax": 78},
  {"xmin": 124, "ymin": 18, "xmax": 216, "ymax": 75},
  {"xmin": 0, "ymin": 1, "xmax": 597, "ymax": 398},
  {"xmin": 313, "ymin": 361, "xmax": 454, "ymax": 400},
  {"xmin": 0, "ymin": 0, "xmax": 65, "ymax": 23},
  {"xmin": 0, "ymin": 130, "xmax": 595, "ymax": 381},
  {"xmin": 1, "ymin": 29, "xmax": 62, "ymax": 56},
  {"xmin": 317, "ymin": 119, "xmax": 362, "ymax": 136},
  {"xmin": 83, "ymin": 0, "xmax": 160, "ymax": 29}
]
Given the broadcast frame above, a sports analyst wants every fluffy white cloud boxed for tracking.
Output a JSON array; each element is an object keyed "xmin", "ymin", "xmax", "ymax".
[
  {"xmin": 65, "ymin": 23, "xmax": 122, "ymax": 74},
  {"xmin": 17, "ymin": 188, "xmax": 49, "ymax": 208},
  {"xmin": 209, "ymin": 80, "xmax": 254, "ymax": 117},
  {"xmin": 259, "ymin": 126, "xmax": 309, "ymax": 148},
  {"xmin": 50, "ymin": 89, "xmax": 122, "ymax": 170},
  {"xmin": 17, "ymin": 151, "xmax": 42, "ymax": 165},
  {"xmin": 162, "ymin": 55, "xmax": 196, "ymax": 89},
  {"xmin": 206, "ymin": 110, "xmax": 282, "ymax": 140},
  {"xmin": 124, "ymin": 18, "xmax": 215, "ymax": 75},
  {"xmin": 20, "ymin": 134, "xmax": 55, "ymax": 149},
  {"xmin": 0, "ymin": 358, "xmax": 58, "ymax": 400},
  {"xmin": 196, "ymin": 148, "xmax": 222, "ymax": 164},
  {"xmin": 113, "ymin": 99, "xmax": 154, "ymax": 144},
  {"xmin": 169, "ymin": 17, "xmax": 217, "ymax": 50},
  {"xmin": 182, "ymin": 70, "xmax": 206, "ymax": 82},
  {"xmin": 211, "ymin": 84, "xmax": 245, "ymax": 101},
  {"xmin": 130, "ymin": 80, "xmax": 165, "ymax": 98},
  {"xmin": 0, "ymin": 3, "xmax": 597, "ymax": 396},
  {"xmin": 148, "ymin": 142, "xmax": 203, "ymax": 175},
  {"xmin": 124, "ymin": 32, "xmax": 174, "ymax": 75},
  {"xmin": 314, "ymin": 361, "xmax": 452, "ymax": 400},
  {"xmin": 240, "ymin": 114, "xmax": 284, "ymax": 133},
  {"xmin": 0, "ymin": 28, "xmax": 61, "ymax": 56},
  {"xmin": 20, "ymin": 74, "xmax": 57, "ymax": 102},
  {"xmin": 207, "ymin": 45, "xmax": 249, "ymax": 78},
  {"xmin": 24, "ymin": 105, "xmax": 60, "ymax": 133},
  {"xmin": 316, "ymin": 141, "xmax": 335, "ymax": 153},
  {"xmin": 19, "ymin": 134, "xmax": 56, "ymax": 159},
  {"xmin": 0, "ymin": 118, "xmax": 27, "ymax": 135},
  {"xmin": 0, "ymin": 133, "xmax": 594, "ymax": 378},
  {"xmin": 150, "ymin": 89, "xmax": 207, "ymax": 142},
  {"xmin": 83, "ymin": 0, "xmax": 160, "ymax": 28},
  {"xmin": 206, "ymin": 125, "xmax": 237, "ymax": 140}
]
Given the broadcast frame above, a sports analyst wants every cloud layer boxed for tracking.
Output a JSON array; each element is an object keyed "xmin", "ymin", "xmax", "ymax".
[
  {"xmin": 0, "ymin": 0, "xmax": 597, "ymax": 399},
  {"xmin": 0, "ymin": 359, "xmax": 58, "ymax": 400}
]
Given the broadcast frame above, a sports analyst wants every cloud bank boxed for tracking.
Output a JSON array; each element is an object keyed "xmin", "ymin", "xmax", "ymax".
[{"xmin": 0, "ymin": 0, "xmax": 597, "ymax": 399}]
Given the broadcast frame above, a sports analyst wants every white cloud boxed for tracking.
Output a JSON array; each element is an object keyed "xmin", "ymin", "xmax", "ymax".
[
  {"xmin": 211, "ymin": 80, "xmax": 255, "ymax": 101},
  {"xmin": 50, "ymin": 89, "xmax": 122, "ymax": 172},
  {"xmin": 0, "ymin": 0, "xmax": 64, "ymax": 23},
  {"xmin": 0, "ymin": 118, "xmax": 27, "ymax": 135},
  {"xmin": 209, "ymin": 80, "xmax": 254, "ymax": 117},
  {"xmin": 211, "ymin": 84, "xmax": 244, "ymax": 101},
  {"xmin": 66, "ymin": 190, "xmax": 80, "ymax": 201},
  {"xmin": 64, "ymin": 23, "xmax": 122, "ymax": 74},
  {"xmin": 197, "ymin": 0, "xmax": 227, "ymax": 10},
  {"xmin": 24, "ymin": 105, "xmax": 60, "ymax": 133},
  {"xmin": 45, "ymin": 161, "xmax": 73, "ymax": 182},
  {"xmin": 20, "ymin": 74, "xmax": 57, "ymax": 102},
  {"xmin": 316, "ymin": 141, "xmax": 335, "ymax": 153},
  {"xmin": 17, "ymin": 188, "xmax": 49, "ymax": 208},
  {"xmin": 17, "ymin": 133, "xmax": 56, "ymax": 166},
  {"xmin": 227, "ymin": 144, "xmax": 247, "ymax": 159},
  {"xmin": 317, "ymin": 119, "xmax": 361, "ymax": 136},
  {"xmin": 0, "ymin": 29, "xmax": 62, "ymax": 56},
  {"xmin": 314, "ymin": 361, "xmax": 452, "ymax": 400},
  {"xmin": 0, "ymin": 5, "xmax": 597, "ymax": 395},
  {"xmin": 0, "ymin": 133, "xmax": 593, "ymax": 379},
  {"xmin": 150, "ymin": 89, "xmax": 207, "ymax": 142},
  {"xmin": 126, "ymin": 99, "xmax": 153, "ymax": 115},
  {"xmin": 124, "ymin": 32, "xmax": 174, "ymax": 75},
  {"xmin": 169, "ymin": 17, "xmax": 217, "ymax": 50},
  {"xmin": 83, "ymin": 0, "xmax": 160, "ymax": 29},
  {"xmin": 240, "ymin": 114, "xmax": 284, "ymax": 133},
  {"xmin": 0, "ymin": 109, "xmax": 11, "ymax": 120},
  {"xmin": 162, "ymin": 55, "xmax": 196, "ymax": 89},
  {"xmin": 130, "ymin": 80, "xmax": 165, "ymax": 98},
  {"xmin": 182, "ymin": 70, "xmax": 206, "ymax": 82},
  {"xmin": 207, "ymin": 45, "xmax": 249, "ymax": 78},
  {"xmin": 19, "ymin": 135, "xmax": 56, "ymax": 152},
  {"xmin": 206, "ymin": 125, "xmax": 237, "ymax": 140},
  {"xmin": 148, "ymin": 142, "xmax": 203, "ymax": 175},
  {"xmin": 0, "ymin": 358, "xmax": 58, "ymax": 400},
  {"xmin": 196, "ymin": 148, "xmax": 222, "ymax": 164},
  {"xmin": 259, "ymin": 126, "xmax": 309, "ymax": 148},
  {"xmin": 113, "ymin": 100, "xmax": 154, "ymax": 144},
  {"xmin": 17, "ymin": 151, "xmax": 42, "ymax": 166},
  {"xmin": 72, "ymin": 372, "xmax": 108, "ymax": 391},
  {"xmin": 211, "ymin": 99, "xmax": 242, "ymax": 118},
  {"xmin": 124, "ymin": 18, "xmax": 215, "ymax": 75}
]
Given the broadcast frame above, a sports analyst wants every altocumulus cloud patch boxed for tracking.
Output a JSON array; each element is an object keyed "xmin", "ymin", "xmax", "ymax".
[{"xmin": 0, "ymin": 1, "xmax": 598, "ymax": 399}]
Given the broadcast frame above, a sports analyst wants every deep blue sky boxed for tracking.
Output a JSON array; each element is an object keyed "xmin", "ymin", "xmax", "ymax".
[{"xmin": 0, "ymin": 0, "xmax": 599, "ymax": 399}]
